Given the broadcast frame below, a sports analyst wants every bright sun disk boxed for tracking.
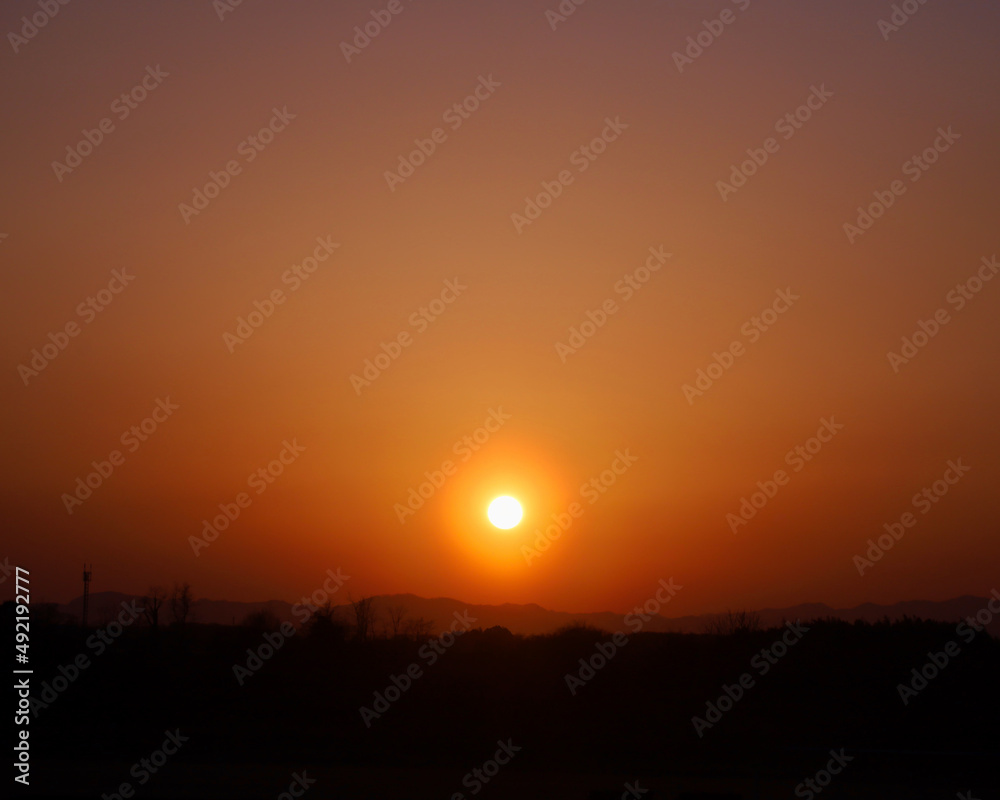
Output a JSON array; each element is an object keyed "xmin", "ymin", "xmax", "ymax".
[{"xmin": 487, "ymin": 496, "xmax": 522, "ymax": 529}]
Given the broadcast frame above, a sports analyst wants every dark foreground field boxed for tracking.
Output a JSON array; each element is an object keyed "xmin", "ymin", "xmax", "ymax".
[{"xmin": 11, "ymin": 605, "xmax": 998, "ymax": 799}]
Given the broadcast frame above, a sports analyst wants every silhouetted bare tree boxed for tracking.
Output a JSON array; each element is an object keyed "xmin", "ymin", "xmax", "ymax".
[
  {"xmin": 350, "ymin": 596, "xmax": 376, "ymax": 641},
  {"xmin": 141, "ymin": 586, "xmax": 167, "ymax": 629},
  {"xmin": 385, "ymin": 604, "xmax": 407, "ymax": 637},
  {"xmin": 170, "ymin": 581, "xmax": 193, "ymax": 625}
]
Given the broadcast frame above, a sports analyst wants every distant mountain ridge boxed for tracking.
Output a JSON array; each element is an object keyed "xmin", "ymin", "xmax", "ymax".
[{"xmin": 55, "ymin": 591, "xmax": 1000, "ymax": 636}]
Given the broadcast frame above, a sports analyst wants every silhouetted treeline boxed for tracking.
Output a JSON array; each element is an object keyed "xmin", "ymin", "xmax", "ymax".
[{"xmin": 7, "ymin": 597, "xmax": 995, "ymax": 795}]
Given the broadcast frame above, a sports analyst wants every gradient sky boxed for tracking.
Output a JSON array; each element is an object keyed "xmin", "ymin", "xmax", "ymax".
[{"xmin": 2, "ymin": 0, "xmax": 998, "ymax": 615}]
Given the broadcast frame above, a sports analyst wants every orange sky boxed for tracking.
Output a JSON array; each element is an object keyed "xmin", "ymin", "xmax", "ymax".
[{"xmin": 2, "ymin": 0, "xmax": 999, "ymax": 614}]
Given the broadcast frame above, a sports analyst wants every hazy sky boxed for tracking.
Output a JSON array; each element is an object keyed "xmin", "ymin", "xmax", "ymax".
[{"xmin": 3, "ymin": 0, "xmax": 998, "ymax": 614}]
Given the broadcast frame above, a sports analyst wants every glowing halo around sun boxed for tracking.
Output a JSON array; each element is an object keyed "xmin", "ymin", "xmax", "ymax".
[{"xmin": 487, "ymin": 496, "xmax": 523, "ymax": 529}]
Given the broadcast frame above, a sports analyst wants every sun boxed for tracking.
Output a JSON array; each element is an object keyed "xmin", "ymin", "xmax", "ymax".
[{"xmin": 487, "ymin": 496, "xmax": 522, "ymax": 529}]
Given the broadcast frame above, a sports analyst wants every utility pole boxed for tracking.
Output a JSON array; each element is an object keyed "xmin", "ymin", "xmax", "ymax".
[{"xmin": 82, "ymin": 564, "xmax": 92, "ymax": 628}]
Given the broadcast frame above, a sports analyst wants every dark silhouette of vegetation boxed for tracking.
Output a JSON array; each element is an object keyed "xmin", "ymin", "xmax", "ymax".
[
  {"xmin": 241, "ymin": 608, "xmax": 281, "ymax": 632},
  {"xmin": 140, "ymin": 585, "xmax": 166, "ymax": 631},
  {"xmin": 385, "ymin": 603, "xmax": 407, "ymax": 637},
  {"xmin": 553, "ymin": 621, "xmax": 605, "ymax": 640},
  {"xmin": 401, "ymin": 615, "xmax": 434, "ymax": 638},
  {"xmin": 303, "ymin": 600, "xmax": 348, "ymax": 642},
  {"xmin": 702, "ymin": 609, "xmax": 763, "ymax": 636},
  {"xmin": 349, "ymin": 594, "xmax": 377, "ymax": 641},
  {"xmin": 6, "ymin": 599, "xmax": 995, "ymax": 797},
  {"xmin": 169, "ymin": 581, "xmax": 193, "ymax": 626}
]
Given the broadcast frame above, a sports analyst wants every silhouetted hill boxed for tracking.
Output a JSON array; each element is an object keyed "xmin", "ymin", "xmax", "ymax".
[{"xmin": 57, "ymin": 591, "xmax": 1000, "ymax": 636}]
